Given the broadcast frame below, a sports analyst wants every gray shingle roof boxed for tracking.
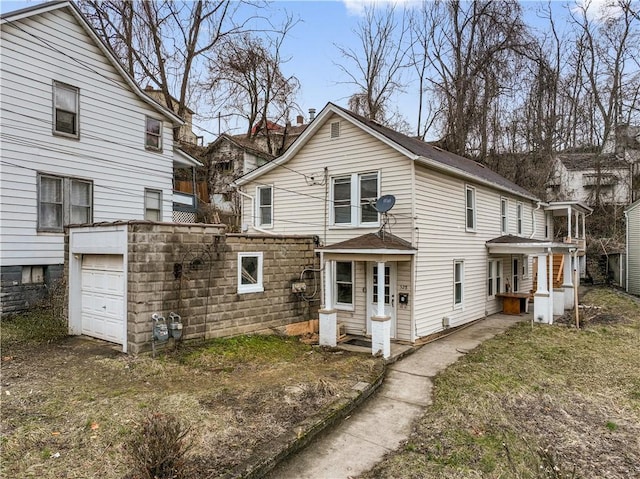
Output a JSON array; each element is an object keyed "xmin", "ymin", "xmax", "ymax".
[
  {"xmin": 333, "ymin": 104, "xmax": 537, "ymax": 200},
  {"xmin": 557, "ymin": 153, "xmax": 628, "ymax": 171}
]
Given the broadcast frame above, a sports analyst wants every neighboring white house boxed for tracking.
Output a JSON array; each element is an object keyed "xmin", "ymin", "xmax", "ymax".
[
  {"xmin": 235, "ymin": 103, "xmax": 591, "ymax": 357},
  {"xmin": 625, "ymin": 199, "xmax": 640, "ymax": 295},
  {"xmin": 546, "ymin": 153, "xmax": 632, "ymax": 206},
  {"xmin": 0, "ymin": 1, "xmax": 201, "ymax": 314}
]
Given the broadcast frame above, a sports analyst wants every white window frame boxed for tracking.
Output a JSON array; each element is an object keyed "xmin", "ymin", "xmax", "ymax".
[
  {"xmin": 487, "ymin": 260, "xmax": 494, "ymax": 297},
  {"xmin": 522, "ymin": 255, "xmax": 529, "ymax": 279},
  {"xmin": 334, "ymin": 261, "xmax": 354, "ymax": 310},
  {"xmin": 500, "ymin": 197, "xmax": 508, "ymax": 234},
  {"xmin": 495, "ymin": 260, "xmax": 502, "ymax": 294},
  {"xmin": 453, "ymin": 260, "xmax": 464, "ymax": 309},
  {"xmin": 330, "ymin": 172, "xmax": 380, "ymax": 228},
  {"xmin": 53, "ymin": 81, "xmax": 79, "ymax": 138},
  {"xmin": 237, "ymin": 252, "xmax": 264, "ymax": 294},
  {"xmin": 256, "ymin": 185, "xmax": 273, "ymax": 228},
  {"xmin": 516, "ymin": 202, "xmax": 523, "ymax": 235},
  {"xmin": 465, "ymin": 185, "xmax": 476, "ymax": 232},
  {"xmin": 144, "ymin": 188, "xmax": 162, "ymax": 221},
  {"xmin": 37, "ymin": 173, "xmax": 93, "ymax": 232},
  {"xmin": 145, "ymin": 116, "xmax": 163, "ymax": 151}
]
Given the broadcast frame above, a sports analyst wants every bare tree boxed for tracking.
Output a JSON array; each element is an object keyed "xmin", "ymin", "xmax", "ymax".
[
  {"xmin": 80, "ymin": 0, "xmax": 267, "ymax": 138},
  {"xmin": 336, "ymin": 4, "xmax": 412, "ymax": 124},
  {"xmin": 208, "ymin": 25, "xmax": 300, "ymax": 153}
]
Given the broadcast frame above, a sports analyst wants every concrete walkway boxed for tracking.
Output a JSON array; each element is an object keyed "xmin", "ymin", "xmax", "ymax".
[{"xmin": 267, "ymin": 313, "xmax": 527, "ymax": 479}]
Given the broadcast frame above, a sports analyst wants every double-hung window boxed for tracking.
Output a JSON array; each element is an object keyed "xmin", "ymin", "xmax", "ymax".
[
  {"xmin": 53, "ymin": 81, "xmax": 79, "ymax": 138},
  {"xmin": 500, "ymin": 198, "xmax": 508, "ymax": 234},
  {"xmin": 487, "ymin": 260, "xmax": 503, "ymax": 297},
  {"xmin": 144, "ymin": 189, "xmax": 162, "ymax": 221},
  {"xmin": 454, "ymin": 260, "xmax": 464, "ymax": 308},
  {"xmin": 257, "ymin": 186, "xmax": 273, "ymax": 227},
  {"xmin": 38, "ymin": 173, "xmax": 92, "ymax": 232},
  {"xmin": 145, "ymin": 116, "xmax": 162, "ymax": 151},
  {"xmin": 335, "ymin": 261, "xmax": 354, "ymax": 309},
  {"xmin": 237, "ymin": 252, "xmax": 264, "ymax": 294},
  {"xmin": 332, "ymin": 172, "xmax": 379, "ymax": 227},
  {"xmin": 516, "ymin": 202, "xmax": 523, "ymax": 235},
  {"xmin": 465, "ymin": 186, "xmax": 476, "ymax": 231}
]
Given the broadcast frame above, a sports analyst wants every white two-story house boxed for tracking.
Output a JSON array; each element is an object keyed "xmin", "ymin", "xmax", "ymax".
[
  {"xmin": 235, "ymin": 103, "xmax": 591, "ymax": 357},
  {"xmin": 0, "ymin": 1, "xmax": 201, "ymax": 314}
]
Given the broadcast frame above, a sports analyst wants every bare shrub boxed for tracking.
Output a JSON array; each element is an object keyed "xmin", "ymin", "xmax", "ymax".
[{"xmin": 126, "ymin": 412, "xmax": 192, "ymax": 479}]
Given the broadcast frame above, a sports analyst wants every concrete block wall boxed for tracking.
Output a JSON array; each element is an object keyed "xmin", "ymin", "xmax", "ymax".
[{"xmin": 126, "ymin": 223, "xmax": 319, "ymax": 353}]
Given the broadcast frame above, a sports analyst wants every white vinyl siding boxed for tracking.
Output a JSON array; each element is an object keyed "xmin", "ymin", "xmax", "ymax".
[
  {"xmin": 256, "ymin": 185, "xmax": 273, "ymax": 227},
  {"xmin": 413, "ymin": 166, "xmax": 539, "ymax": 336},
  {"xmin": 0, "ymin": 7, "xmax": 176, "ymax": 266},
  {"xmin": 240, "ymin": 114, "xmax": 413, "ymax": 245},
  {"xmin": 626, "ymin": 202, "xmax": 640, "ymax": 295}
]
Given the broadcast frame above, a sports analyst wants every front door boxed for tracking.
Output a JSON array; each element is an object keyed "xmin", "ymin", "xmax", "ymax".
[{"xmin": 366, "ymin": 262, "xmax": 396, "ymax": 338}]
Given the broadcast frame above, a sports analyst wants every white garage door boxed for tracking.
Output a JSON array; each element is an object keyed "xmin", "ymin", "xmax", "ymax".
[{"xmin": 81, "ymin": 254, "xmax": 125, "ymax": 345}]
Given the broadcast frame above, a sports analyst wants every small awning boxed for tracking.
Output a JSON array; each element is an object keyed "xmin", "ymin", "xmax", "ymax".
[
  {"xmin": 318, "ymin": 231, "xmax": 416, "ymax": 262},
  {"xmin": 486, "ymin": 235, "xmax": 578, "ymax": 255}
]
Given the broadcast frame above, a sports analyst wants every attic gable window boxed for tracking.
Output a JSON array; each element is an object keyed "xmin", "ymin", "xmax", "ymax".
[
  {"xmin": 53, "ymin": 81, "xmax": 79, "ymax": 138},
  {"xmin": 145, "ymin": 116, "xmax": 162, "ymax": 151},
  {"xmin": 330, "ymin": 121, "xmax": 341, "ymax": 138}
]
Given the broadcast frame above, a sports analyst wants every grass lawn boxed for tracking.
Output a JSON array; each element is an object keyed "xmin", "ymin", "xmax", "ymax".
[
  {"xmin": 0, "ymin": 310, "xmax": 383, "ymax": 478},
  {"xmin": 362, "ymin": 287, "xmax": 640, "ymax": 479}
]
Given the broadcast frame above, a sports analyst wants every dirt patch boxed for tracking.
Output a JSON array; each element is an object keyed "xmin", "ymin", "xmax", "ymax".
[{"xmin": 0, "ymin": 334, "xmax": 383, "ymax": 478}]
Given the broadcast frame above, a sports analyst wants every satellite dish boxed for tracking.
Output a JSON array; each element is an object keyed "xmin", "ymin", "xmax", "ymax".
[{"xmin": 375, "ymin": 194, "xmax": 396, "ymax": 213}]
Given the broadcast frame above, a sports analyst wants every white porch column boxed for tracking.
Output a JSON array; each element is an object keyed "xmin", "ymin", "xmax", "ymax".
[
  {"xmin": 574, "ymin": 211, "xmax": 579, "ymax": 239},
  {"xmin": 562, "ymin": 252, "xmax": 574, "ymax": 310},
  {"xmin": 534, "ymin": 253, "xmax": 551, "ymax": 323},
  {"xmin": 319, "ymin": 260, "xmax": 337, "ymax": 347},
  {"xmin": 371, "ymin": 261, "xmax": 391, "ymax": 359},
  {"xmin": 566, "ymin": 207, "xmax": 572, "ymax": 241},
  {"xmin": 548, "ymin": 250, "xmax": 555, "ymax": 323},
  {"xmin": 581, "ymin": 213, "xmax": 586, "ymax": 241}
]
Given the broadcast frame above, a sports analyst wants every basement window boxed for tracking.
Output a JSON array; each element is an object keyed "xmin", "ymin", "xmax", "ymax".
[{"xmin": 237, "ymin": 252, "xmax": 264, "ymax": 294}]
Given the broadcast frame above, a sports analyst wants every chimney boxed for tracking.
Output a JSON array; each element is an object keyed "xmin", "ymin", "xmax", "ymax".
[
  {"xmin": 296, "ymin": 115, "xmax": 304, "ymax": 125},
  {"xmin": 309, "ymin": 108, "xmax": 316, "ymax": 121}
]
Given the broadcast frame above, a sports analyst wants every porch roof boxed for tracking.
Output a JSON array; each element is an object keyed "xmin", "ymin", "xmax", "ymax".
[
  {"xmin": 486, "ymin": 235, "xmax": 578, "ymax": 255},
  {"xmin": 318, "ymin": 231, "xmax": 416, "ymax": 260}
]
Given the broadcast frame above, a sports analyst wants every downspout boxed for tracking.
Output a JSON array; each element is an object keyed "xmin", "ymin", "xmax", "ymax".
[
  {"xmin": 530, "ymin": 201, "xmax": 542, "ymax": 239},
  {"xmin": 624, "ymin": 208, "xmax": 629, "ymax": 291},
  {"xmin": 236, "ymin": 188, "xmax": 278, "ymax": 235}
]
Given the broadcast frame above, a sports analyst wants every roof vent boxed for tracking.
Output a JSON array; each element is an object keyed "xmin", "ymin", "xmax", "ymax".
[
  {"xmin": 330, "ymin": 121, "xmax": 340, "ymax": 139},
  {"xmin": 309, "ymin": 108, "xmax": 316, "ymax": 121}
]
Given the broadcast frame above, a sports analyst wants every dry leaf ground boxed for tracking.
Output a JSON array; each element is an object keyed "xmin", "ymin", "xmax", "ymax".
[{"xmin": 0, "ymin": 323, "xmax": 383, "ymax": 478}]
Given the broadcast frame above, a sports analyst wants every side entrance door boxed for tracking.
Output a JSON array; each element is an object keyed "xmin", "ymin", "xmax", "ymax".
[{"xmin": 366, "ymin": 262, "xmax": 396, "ymax": 338}]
